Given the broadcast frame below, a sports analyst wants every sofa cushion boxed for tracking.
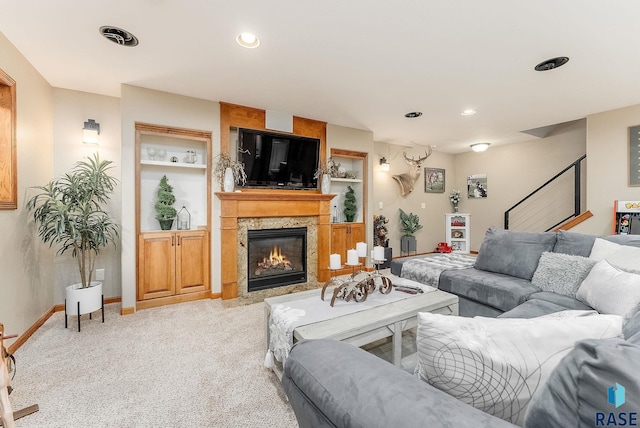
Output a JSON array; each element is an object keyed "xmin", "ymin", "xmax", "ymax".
[
  {"xmin": 498, "ymin": 299, "xmax": 571, "ymax": 319},
  {"xmin": 527, "ymin": 291, "xmax": 594, "ymax": 311},
  {"xmin": 531, "ymin": 252, "xmax": 596, "ymax": 297},
  {"xmin": 553, "ymin": 230, "xmax": 597, "ymax": 257},
  {"xmin": 576, "ymin": 260, "xmax": 640, "ymax": 317},
  {"xmin": 474, "ymin": 228, "xmax": 557, "ymax": 280},
  {"xmin": 603, "ymin": 233, "xmax": 640, "ymax": 247},
  {"xmin": 623, "ymin": 309, "xmax": 640, "ymax": 341},
  {"xmin": 523, "ymin": 337, "xmax": 640, "ymax": 428},
  {"xmin": 416, "ymin": 311, "xmax": 623, "ymax": 426},
  {"xmin": 440, "ymin": 267, "xmax": 539, "ymax": 313}
]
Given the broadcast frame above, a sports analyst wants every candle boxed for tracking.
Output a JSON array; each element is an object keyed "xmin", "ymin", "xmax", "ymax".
[
  {"xmin": 347, "ymin": 249, "xmax": 359, "ymax": 266},
  {"xmin": 330, "ymin": 254, "xmax": 341, "ymax": 270},
  {"xmin": 356, "ymin": 242, "xmax": 367, "ymax": 258},
  {"xmin": 373, "ymin": 246, "xmax": 385, "ymax": 261}
]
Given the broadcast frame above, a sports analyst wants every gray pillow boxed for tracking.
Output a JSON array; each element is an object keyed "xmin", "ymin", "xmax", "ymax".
[
  {"xmin": 553, "ymin": 230, "xmax": 596, "ymax": 257},
  {"xmin": 531, "ymin": 252, "xmax": 596, "ymax": 297},
  {"xmin": 523, "ymin": 338, "xmax": 640, "ymax": 428},
  {"xmin": 474, "ymin": 228, "xmax": 557, "ymax": 280}
]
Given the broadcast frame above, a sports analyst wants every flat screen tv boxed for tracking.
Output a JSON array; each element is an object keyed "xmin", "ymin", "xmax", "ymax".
[{"xmin": 238, "ymin": 128, "xmax": 320, "ymax": 190}]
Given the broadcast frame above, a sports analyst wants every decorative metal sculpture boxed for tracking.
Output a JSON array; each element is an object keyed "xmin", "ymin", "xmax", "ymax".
[{"xmin": 321, "ymin": 257, "xmax": 392, "ymax": 307}]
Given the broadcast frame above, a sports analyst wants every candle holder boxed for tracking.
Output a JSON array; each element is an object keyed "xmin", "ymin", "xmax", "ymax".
[
  {"xmin": 321, "ymin": 266, "xmax": 345, "ymax": 302},
  {"xmin": 371, "ymin": 258, "xmax": 393, "ymax": 294}
]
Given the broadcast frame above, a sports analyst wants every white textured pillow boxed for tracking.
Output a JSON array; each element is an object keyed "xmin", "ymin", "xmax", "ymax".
[
  {"xmin": 607, "ymin": 245, "xmax": 640, "ymax": 274},
  {"xmin": 416, "ymin": 311, "xmax": 622, "ymax": 426},
  {"xmin": 576, "ymin": 259, "xmax": 640, "ymax": 317},
  {"xmin": 531, "ymin": 252, "xmax": 596, "ymax": 297}
]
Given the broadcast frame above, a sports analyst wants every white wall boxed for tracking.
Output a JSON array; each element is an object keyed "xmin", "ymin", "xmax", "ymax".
[
  {"xmin": 373, "ymin": 143, "xmax": 456, "ymax": 254},
  {"xmin": 572, "ymin": 105, "xmax": 640, "ymax": 235},
  {"xmin": 0, "ymin": 31, "xmax": 54, "ymax": 343},
  {"xmin": 120, "ymin": 85, "xmax": 220, "ymax": 311},
  {"xmin": 52, "ymin": 88, "xmax": 122, "ymax": 302}
]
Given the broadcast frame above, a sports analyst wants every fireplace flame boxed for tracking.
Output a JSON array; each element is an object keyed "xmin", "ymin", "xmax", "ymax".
[{"xmin": 257, "ymin": 245, "xmax": 293, "ymax": 273}]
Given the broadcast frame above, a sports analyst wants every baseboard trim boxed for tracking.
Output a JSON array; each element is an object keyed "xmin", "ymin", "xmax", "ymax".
[
  {"xmin": 210, "ymin": 292, "xmax": 222, "ymax": 300},
  {"xmin": 120, "ymin": 307, "xmax": 135, "ymax": 316},
  {"xmin": 8, "ymin": 297, "xmax": 123, "ymax": 354}
]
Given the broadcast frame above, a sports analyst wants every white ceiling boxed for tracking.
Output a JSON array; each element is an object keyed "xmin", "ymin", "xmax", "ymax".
[{"xmin": 2, "ymin": 0, "xmax": 640, "ymax": 153}]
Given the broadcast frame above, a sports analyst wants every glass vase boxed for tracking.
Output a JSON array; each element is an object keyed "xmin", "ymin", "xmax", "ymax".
[{"xmin": 223, "ymin": 167, "xmax": 235, "ymax": 192}]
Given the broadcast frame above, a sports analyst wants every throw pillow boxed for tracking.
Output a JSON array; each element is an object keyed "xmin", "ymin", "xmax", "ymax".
[
  {"xmin": 474, "ymin": 227, "xmax": 557, "ymax": 280},
  {"xmin": 576, "ymin": 259, "xmax": 640, "ymax": 317},
  {"xmin": 415, "ymin": 311, "xmax": 623, "ymax": 426},
  {"xmin": 589, "ymin": 238, "xmax": 622, "ymax": 261},
  {"xmin": 531, "ymin": 252, "xmax": 596, "ymax": 297},
  {"xmin": 523, "ymin": 337, "xmax": 640, "ymax": 428}
]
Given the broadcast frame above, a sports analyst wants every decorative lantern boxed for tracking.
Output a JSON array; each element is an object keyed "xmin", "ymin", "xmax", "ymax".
[{"xmin": 177, "ymin": 205, "xmax": 191, "ymax": 230}]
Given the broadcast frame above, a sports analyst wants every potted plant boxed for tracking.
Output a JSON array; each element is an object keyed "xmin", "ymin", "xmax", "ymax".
[
  {"xmin": 399, "ymin": 208, "xmax": 423, "ymax": 254},
  {"xmin": 213, "ymin": 153, "xmax": 246, "ymax": 192},
  {"xmin": 343, "ymin": 185, "xmax": 357, "ymax": 222},
  {"xmin": 449, "ymin": 189, "xmax": 461, "ymax": 212},
  {"xmin": 26, "ymin": 153, "xmax": 119, "ymax": 328},
  {"xmin": 314, "ymin": 158, "xmax": 335, "ymax": 194},
  {"xmin": 155, "ymin": 175, "xmax": 177, "ymax": 230}
]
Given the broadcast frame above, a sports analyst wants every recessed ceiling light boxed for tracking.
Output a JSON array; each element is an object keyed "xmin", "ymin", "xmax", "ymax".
[
  {"xmin": 461, "ymin": 109, "xmax": 477, "ymax": 116},
  {"xmin": 470, "ymin": 143, "xmax": 491, "ymax": 152},
  {"xmin": 534, "ymin": 56, "xmax": 569, "ymax": 71},
  {"xmin": 99, "ymin": 26, "xmax": 139, "ymax": 47},
  {"xmin": 404, "ymin": 112, "xmax": 422, "ymax": 118},
  {"xmin": 236, "ymin": 33, "xmax": 260, "ymax": 48}
]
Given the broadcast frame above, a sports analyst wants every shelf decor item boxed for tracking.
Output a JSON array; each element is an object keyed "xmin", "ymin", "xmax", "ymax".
[
  {"xmin": 314, "ymin": 159, "xmax": 334, "ymax": 193},
  {"xmin": 343, "ymin": 185, "xmax": 357, "ymax": 222},
  {"xmin": 449, "ymin": 189, "xmax": 461, "ymax": 212},
  {"xmin": 26, "ymin": 153, "xmax": 119, "ymax": 330},
  {"xmin": 155, "ymin": 175, "xmax": 177, "ymax": 230},
  {"xmin": 177, "ymin": 205, "xmax": 191, "ymax": 230},
  {"xmin": 214, "ymin": 153, "xmax": 246, "ymax": 192}
]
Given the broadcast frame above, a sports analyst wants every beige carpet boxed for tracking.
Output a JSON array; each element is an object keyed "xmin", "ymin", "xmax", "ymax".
[{"xmin": 9, "ymin": 300, "xmax": 298, "ymax": 427}]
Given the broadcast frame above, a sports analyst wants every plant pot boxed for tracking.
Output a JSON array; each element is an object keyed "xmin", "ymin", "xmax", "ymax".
[
  {"xmin": 158, "ymin": 219, "xmax": 174, "ymax": 230},
  {"xmin": 321, "ymin": 174, "xmax": 331, "ymax": 194},
  {"xmin": 401, "ymin": 236, "xmax": 416, "ymax": 254},
  {"xmin": 223, "ymin": 167, "xmax": 235, "ymax": 192},
  {"xmin": 345, "ymin": 214, "xmax": 355, "ymax": 222},
  {"xmin": 65, "ymin": 281, "xmax": 102, "ymax": 316}
]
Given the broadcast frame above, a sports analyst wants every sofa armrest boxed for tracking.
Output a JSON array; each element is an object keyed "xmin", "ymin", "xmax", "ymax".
[{"xmin": 282, "ymin": 339, "xmax": 516, "ymax": 428}]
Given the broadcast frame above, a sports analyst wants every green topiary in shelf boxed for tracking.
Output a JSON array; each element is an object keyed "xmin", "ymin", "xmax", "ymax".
[
  {"xmin": 343, "ymin": 185, "xmax": 357, "ymax": 222},
  {"xmin": 155, "ymin": 175, "xmax": 177, "ymax": 230}
]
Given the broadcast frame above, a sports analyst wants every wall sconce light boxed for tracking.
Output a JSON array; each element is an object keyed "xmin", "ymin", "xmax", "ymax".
[
  {"xmin": 470, "ymin": 142, "xmax": 490, "ymax": 152},
  {"xmin": 379, "ymin": 157, "xmax": 390, "ymax": 172},
  {"xmin": 83, "ymin": 119, "xmax": 100, "ymax": 144}
]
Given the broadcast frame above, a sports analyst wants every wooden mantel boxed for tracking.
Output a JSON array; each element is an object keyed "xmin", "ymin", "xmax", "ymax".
[{"xmin": 217, "ymin": 190, "xmax": 335, "ymax": 299}]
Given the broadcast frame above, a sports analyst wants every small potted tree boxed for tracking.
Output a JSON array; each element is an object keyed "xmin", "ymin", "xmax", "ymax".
[
  {"xmin": 343, "ymin": 186, "xmax": 357, "ymax": 222},
  {"xmin": 155, "ymin": 175, "xmax": 177, "ymax": 230},
  {"xmin": 27, "ymin": 153, "xmax": 119, "ymax": 330},
  {"xmin": 399, "ymin": 208, "xmax": 423, "ymax": 254}
]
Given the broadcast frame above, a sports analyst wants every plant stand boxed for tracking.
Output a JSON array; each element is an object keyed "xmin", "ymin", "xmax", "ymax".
[
  {"xmin": 64, "ymin": 282, "xmax": 104, "ymax": 332},
  {"xmin": 400, "ymin": 236, "xmax": 416, "ymax": 256}
]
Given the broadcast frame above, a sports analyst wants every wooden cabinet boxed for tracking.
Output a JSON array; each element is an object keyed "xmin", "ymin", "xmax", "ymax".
[
  {"xmin": 138, "ymin": 230, "xmax": 210, "ymax": 301},
  {"xmin": 445, "ymin": 213, "xmax": 470, "ymax": 254},
  {"xmin": 135, "ymin": 123, "xmax": 212, "ymax": 309},
  {"xmin": 331, "ymin": 222, "xmax": 365, "ymax": 267}
]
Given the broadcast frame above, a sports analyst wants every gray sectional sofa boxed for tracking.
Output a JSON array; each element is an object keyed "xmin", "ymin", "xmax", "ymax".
[
  {"xmin": 393, "ymin": 228, "xmax": 640, "ymax": 317},
  {"xmin": 281, "ymin": 229, "xmax": 640, "ymax": 427}
]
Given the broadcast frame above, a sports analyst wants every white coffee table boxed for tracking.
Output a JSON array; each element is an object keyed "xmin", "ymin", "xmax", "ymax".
[{"xmin": 264, "ymin": 284, "xmax": 458, "ymax": 379}]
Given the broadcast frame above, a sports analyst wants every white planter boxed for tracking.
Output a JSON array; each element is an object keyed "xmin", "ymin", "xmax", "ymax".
[
  {"xmin": 65, "ymin": 281, "xmax": 102, "ymax": 316},
  {"xmin": 321, "ymin": 174, "xmax": 331, "ymax": 194},
  {"xmin": 223, "ymin": 167, "xmax": 235, "ymax": 192}
]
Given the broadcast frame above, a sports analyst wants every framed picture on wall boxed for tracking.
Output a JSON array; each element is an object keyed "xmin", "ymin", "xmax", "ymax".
[
  {"xmin": 424, "ymin": 168, "xmax": 445, "ymax": 193},
  {"xmin": 467, "ymin": 173, "xmax": 488, "ymax": 198},
  {"xmin": 629, "ymin": 125, "xmax": 640, "ymax": 186}
]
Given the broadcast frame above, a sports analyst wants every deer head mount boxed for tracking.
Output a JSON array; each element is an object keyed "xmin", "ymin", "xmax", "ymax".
[{"xmin": 392, "ymin": 148, "xmax": 433, "ymax": 196}]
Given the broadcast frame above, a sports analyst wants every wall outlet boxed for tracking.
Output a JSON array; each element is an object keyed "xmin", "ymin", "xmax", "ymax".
[
  {"xmin": 421, "ymin": 202, "xmax": 426, "ymax": 209},
  {"xmin": 95, "ymin": 269, "xmax": 105, "ymax": 281},
  {"xmin": 379, "ymin": 202, "xmax": 384, "ymax": 209}
]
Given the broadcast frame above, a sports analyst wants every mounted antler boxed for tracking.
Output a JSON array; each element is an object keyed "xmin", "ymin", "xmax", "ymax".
[{"xmin": 393, "ymin": 148, "xmax": 433, "ymax": 196}]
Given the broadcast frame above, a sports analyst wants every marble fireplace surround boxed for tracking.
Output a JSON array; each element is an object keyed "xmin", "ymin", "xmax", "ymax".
[{"xmin": 216, "ymin": 191, "xmax": 334, "ymax": 300}]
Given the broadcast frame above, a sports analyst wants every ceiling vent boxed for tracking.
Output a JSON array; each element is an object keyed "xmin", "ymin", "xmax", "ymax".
[
  {"xmin": 99, "ymin": 26, "xmax": 139, "ymax": 47},
  {"xmin": 404, "ymin": 112, "xmax": 423, "ymax": 118},
  {"xmin": 535, "ymin": 56, "xmax": 569, "ymax": 71}
]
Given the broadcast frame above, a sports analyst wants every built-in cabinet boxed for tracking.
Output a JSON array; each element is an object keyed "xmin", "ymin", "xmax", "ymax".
[
  {"xmin": 445, "ymin": 213, "xmax": 470, "ymax": 254},
  {"xmin": 329, "ymin": 149, "xmax": 367, "ymax": 272},
  {"xmin": 135, "ymin": 123, "xmax": 212, "ymax": 309}
]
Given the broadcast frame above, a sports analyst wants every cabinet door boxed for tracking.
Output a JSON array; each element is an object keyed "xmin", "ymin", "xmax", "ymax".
[
  {"xmin": 331, "ymin": 224, "xmax": 349, "ymax": 260},
  {"xmin": 138, "ymin": 232, "xmax": 176, "ymax": 300},
  {"xmin": 175, "ymin": 230, "xmax": 210, "ymax": 294},
  {"xmin": 348, "ymin": 223, "xmax": 365, "ymax": 249}
]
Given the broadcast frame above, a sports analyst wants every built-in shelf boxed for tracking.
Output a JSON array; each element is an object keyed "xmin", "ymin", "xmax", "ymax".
[
  {"xmin": 140, "ymin": 159, "xmax": 207, "ymax": 169},
  {"xmin": 330, "ymin": 177, "xmax": 363, "ymax": 183}
]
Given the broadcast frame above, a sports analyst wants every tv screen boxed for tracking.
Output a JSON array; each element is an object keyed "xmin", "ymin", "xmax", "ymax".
[{"xmin": 238, "ymin": 128, "xmax": 320, "ymax": 190}]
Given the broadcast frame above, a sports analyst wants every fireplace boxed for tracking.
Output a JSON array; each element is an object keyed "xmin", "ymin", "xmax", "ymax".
[{"xmin": 247, "ymin": 227, "xmax": 307, "ymax": 292}]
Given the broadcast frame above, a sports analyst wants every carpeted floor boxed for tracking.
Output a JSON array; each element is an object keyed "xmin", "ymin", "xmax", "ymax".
[{"xmin": 8, "ymin": 300, "xmax": 298, "ymax": 427}]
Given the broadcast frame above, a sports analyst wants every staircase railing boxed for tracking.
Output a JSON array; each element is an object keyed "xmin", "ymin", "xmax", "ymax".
[{"xmin": 504, "ymin": 155, "xmax": 586, "ymax": 232}]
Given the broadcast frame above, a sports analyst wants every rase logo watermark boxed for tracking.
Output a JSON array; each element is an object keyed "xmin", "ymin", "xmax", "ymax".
[{"xmin": 596, "ymin": 383, "xmax": 637, "ymax": 426}]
